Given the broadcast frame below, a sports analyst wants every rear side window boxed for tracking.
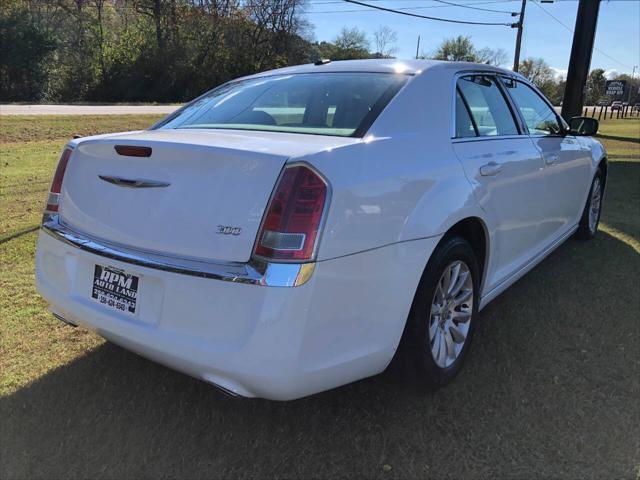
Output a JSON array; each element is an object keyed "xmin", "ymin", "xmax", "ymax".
[
  {"xmin": 457, "ymin": 75, "xmax": 518, "ymax": 137},
  {"xmin": 154, "ymin": 73, "xmax": 408, "ymax": 138},
  {"xmin": 501, "ymin": 79, "xmax": 562, "ymax": 135},
  {"xmin": 455, "ymin": 89, "xmax": 477, "ymax": 138}
]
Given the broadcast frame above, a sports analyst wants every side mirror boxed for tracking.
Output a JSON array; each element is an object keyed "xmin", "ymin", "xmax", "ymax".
[{"xmin": 568, "ymin": 116, "xmax": 599, "ymax": 136}]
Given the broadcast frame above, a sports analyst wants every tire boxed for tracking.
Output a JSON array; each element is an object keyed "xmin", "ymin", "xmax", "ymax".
[
  {"xmin": 398, "ymin": 235, "xmax": 480, "ymax": 386},
  {"xmin": 575, "ymin": 168, "xmax": 604, "ymax": 241}
]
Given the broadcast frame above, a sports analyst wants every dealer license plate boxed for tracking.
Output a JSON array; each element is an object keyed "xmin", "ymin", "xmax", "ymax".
[{"xmin": 92, "ymin": 264, "xmax": 139, "ymax": 314}]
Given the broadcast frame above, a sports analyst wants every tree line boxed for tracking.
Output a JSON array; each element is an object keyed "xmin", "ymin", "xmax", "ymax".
[
  {"xmin": 1, "ymin": 0, "xmax": 403, "ymax": 102},
  {"xmin": 1, "ymin": 2, "xmax": 637, "ymax": 105},
  {"xmin": 518, "ymin": 59, "xmax": 638, "ymax": 107},
  {"xmin": 425, "ymin": 36, "xmax": 639, "ymax": 106},
  {"xmin": 2, "ymin": 0, "xmax": 316, "ymax": 102}
]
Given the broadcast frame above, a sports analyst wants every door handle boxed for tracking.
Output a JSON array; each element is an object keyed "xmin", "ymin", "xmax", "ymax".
[
  {"xmin": 479, "ymin": 161, "xmax": 503, "ymax": 177},
  {"xmin": 545, "ymin": 154, "xmax": 559, "ymax": 165}
]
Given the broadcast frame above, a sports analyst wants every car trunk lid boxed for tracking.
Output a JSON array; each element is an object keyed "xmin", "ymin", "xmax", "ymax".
[{"xmin": 59, "ymin": 129, "xmax": 356, "ymax": 263}]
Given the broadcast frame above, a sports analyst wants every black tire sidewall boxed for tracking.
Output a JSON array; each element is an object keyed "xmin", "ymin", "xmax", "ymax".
[
  {"xmin": 576, "ymin": 169, "xmax": 604, "ymax": 240},
  {"xmin": 405, "ymin": 235, "xmax": 480, "ymax": 386}
]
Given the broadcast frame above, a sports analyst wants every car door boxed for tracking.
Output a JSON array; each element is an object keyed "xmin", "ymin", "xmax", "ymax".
[
  {"xmin": 452, "ymin": 74, "xmax": 547, "ymax": 292},
  {"xmin": 499, "ymin": 77, "xmax": 592, "ymax": 240}
]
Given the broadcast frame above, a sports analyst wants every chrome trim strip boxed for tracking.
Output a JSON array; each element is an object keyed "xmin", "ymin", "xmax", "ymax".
[
  {"xmin": 98, "ymin": 175, "xmax": 170, "ymax": 188},
  {"xmin": 41, "ymin": 214, "xmax": 314, "ymax": 287},
  {"xmin": 451, "ymin": 134, "xmax": 529, "ymax": 144}
]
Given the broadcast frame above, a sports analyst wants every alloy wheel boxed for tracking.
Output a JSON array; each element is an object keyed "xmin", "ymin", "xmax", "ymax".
[
  {"xmin": 428, "ymin": 260, "xmax": 474, "ymax": 368},
  {"xmin": 589, "ymin": 177, "xmax": 602, "ymax": 233}
]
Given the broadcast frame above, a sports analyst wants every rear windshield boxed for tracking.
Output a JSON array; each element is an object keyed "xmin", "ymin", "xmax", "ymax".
[{"xmin": 154, "ymin": 73, "xmax": 408, "ymax": 137}]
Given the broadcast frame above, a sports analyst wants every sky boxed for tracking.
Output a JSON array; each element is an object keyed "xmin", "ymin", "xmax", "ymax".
[{"xmin": 304, "ymin": 0, "xmax": 640, "ymax": 78}]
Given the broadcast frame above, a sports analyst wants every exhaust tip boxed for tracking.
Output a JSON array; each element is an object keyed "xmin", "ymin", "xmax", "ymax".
[
  {"xmin": 51, "ymin": 312, "xmax": 77, "ymax": 327},
  {"xmin": 208, "ymin": 382, "xmax": 239, "ymax": 398},
  {"xmin": 201, "ymin": 373, "xmax": 253, "ymax": 398}
]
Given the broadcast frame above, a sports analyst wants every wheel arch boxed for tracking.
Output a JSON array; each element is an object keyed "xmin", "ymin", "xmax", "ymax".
[
  {"xmin": 392, "ymin": 215, "xmax": 490, "ymax": 375},
  {"xmin": 597, "ymin": 156, "xmax": 608, "ymax": 189},
  {"xmin": 441, "ymin": 216, "xmax": 490, "ymax": 293}
]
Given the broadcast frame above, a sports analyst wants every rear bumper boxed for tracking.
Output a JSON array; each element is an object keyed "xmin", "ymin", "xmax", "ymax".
[
  {"xmin": 36, "ymin": 224, "xmax": 440, "ymax": 400},
  {"xmin": 41, "ymin": 214, "xmax": 314, "ymax": 287}
]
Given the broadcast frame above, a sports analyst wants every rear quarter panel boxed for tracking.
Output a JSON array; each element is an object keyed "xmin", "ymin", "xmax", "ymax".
[{"xmin": 299, "ymin": 65, "xmax": 486, "ymax": 262}]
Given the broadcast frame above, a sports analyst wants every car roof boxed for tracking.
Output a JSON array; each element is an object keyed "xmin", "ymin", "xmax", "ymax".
[{"xmin": 236, "ymin": 59, "xmax": 520, "ymax": 81}]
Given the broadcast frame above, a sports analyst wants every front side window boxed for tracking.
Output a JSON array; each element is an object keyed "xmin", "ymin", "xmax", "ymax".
[
  {"xmin": 457, "ymin": 75, "xmax": 519, "ymax": 137},
  {"xmin": 501, "ymin": 79, "xmax": 562, "ymax": 135},
  {"xmin": 154, "ymin": 73, "xmax": 408, "ymax": 137}
]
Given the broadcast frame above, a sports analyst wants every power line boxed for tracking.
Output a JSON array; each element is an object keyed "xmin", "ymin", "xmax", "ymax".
[
  {"xmin": 308, "ymin": 0, "xmax": 519, "ymax": 12},
  {"xmin": 430, "ymin": 0, "xmax": 516, "ymax": 14},
  {"xmin": 309, "ymin": 0, "xmax": 517, "ymax": 14},
  {"xmin": 309, "ymin": 0, "xmax": 517, "ymax": 4},
  {"xmin": 530, "ymin": 0, "xmax": 635, "ymax": 71},
  {"xmin": 324, "ymin": 0, "xmax": 635, "ymax": 2},
  {"xmin": 340, "ymin": 0, "xmax": 516, "ymax": 25}
]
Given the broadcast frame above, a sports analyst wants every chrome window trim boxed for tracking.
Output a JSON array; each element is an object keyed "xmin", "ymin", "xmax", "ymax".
[
  {"xmin": 41, "ymin": 214, "xmax": 315, "ymax": 287},
  {"xmin": 528, "ymin": 133, "xmax": 574, "ymax": 139},
  {"xmin": 451, "ymin": 134, "xmax": 530, "ymax": 144}
]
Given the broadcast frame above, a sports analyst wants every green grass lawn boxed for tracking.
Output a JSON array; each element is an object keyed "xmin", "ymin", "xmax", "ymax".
[
  {"xmin": 1, "ymin": 115, "xmax": 639, "ymax": 479},
  {"xmin": 596, "ymin": 117, "xmax": 640, "ymax": 159}
]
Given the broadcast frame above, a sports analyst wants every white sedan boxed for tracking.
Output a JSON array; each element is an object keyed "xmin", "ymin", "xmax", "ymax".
[{"xmin": 36, "ymin": 59, "xmax": 606, "ymax": 400}]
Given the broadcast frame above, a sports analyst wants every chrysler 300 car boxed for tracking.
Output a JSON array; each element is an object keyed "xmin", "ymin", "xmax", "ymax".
[{"xmin": 36, "ymin": 60, "xmax": 606, "ymax": 400}]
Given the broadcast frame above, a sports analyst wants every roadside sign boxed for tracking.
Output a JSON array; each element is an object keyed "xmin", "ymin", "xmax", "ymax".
[{"xmin": 605, "ymin": 80, "xmax": 626, "ymax": 96}]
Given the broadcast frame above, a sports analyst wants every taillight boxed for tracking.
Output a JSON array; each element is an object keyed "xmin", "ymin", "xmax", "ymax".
[
  {"xmin": 45, "ymin": 147, "xmax": 73, "ymax": 213},
  {"xmin": 253, "ymin": 164, "xmax": 328, "ymax": 262}
]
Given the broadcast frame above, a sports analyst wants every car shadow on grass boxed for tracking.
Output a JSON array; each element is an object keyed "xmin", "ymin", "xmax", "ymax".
[
  {"xmin": 596, "ymin": 133, "xmax": 640, "ymax": 145},
  {"xmin": 2, "ymin": 229, "xmax": 638, "ymax": 480},
  {"xmin": 601, "ymin": 160, "xmax": 640, "ymax": 243}
]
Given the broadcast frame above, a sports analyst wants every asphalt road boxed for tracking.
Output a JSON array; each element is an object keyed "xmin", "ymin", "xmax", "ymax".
[{"xmin": 0, "ymin": 104, "xmax": 181, "ymax": 115}]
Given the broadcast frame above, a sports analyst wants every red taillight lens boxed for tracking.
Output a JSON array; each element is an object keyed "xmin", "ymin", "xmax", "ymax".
[
  {"xmin": 45, "ymin": 147, "xmax": 72, "ymax": 213},
  {"xmin": 254, "ymin": 165, "xmax": 328, "ymax": 262}
]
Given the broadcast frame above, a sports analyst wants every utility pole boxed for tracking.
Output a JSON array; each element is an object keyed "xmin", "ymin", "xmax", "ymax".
[
  {"xmin": 416, "ymin": 35, "xmax": 421, "ymax": 60},
  {"xmin": 561, "ymin": 0, "xmax": 601, "ymax": 120},
  {"xmin": 627, "ymin": 65, "xmax": 637, "ymax": 104},
  {"xmin": 512, "ymin": 0, "xmax": 527, "ymax": 72}
]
